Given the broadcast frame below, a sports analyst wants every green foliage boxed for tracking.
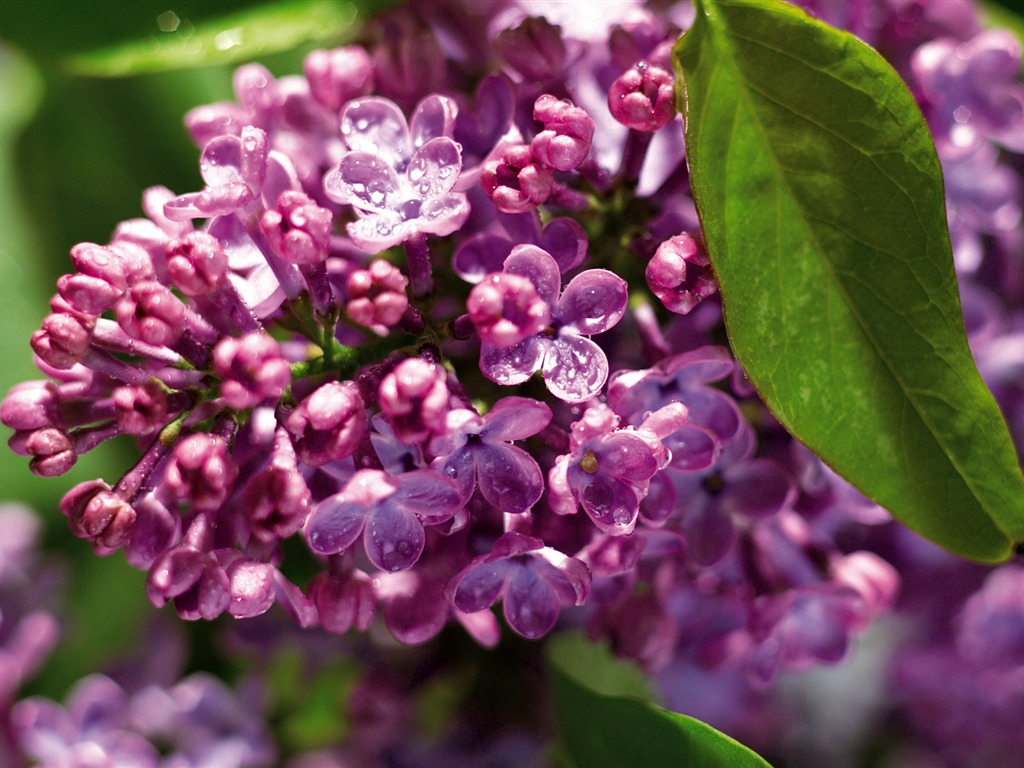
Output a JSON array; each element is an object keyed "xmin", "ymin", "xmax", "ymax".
[
  {"xmin": 60, "ymin": 0, "xmax": 372, "ymax": 77},
  {"xmin": 547, "ymin": 634, "xmax": 775, "ymax": 768},
  {"xmin": 673, "ymin": 0, "xmax": 1024, "ymax": 562}
]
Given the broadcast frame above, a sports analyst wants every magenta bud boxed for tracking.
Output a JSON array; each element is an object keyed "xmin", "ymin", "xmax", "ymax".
[
  {"xmin": 304, "ymin": 46, "xmax": 375, "ymax": 111},
  {"xmin": 116, "ymin": 280, "xmax": 186, "ymax": 347},
  {"xmin": 113, "ymin": 380, "xmax": 171, "ymax": 436},
  {"xmin": 286, "ymin": 380, "xmax": 367, "ymax": 466},
  {"xmin": 481, "ymin": 143, "xmax": 554, "ymax": 214},
  {"xmin": 2, "ymin": 381, "xmax": 55, "ymax": 431},
  {"xmin": 378, "ymin": 358, "xmax": 450, "ymax": 444},
  {"xmin": 467, "ymin": 272, "xmax": 550, "ymax": 348},
  {"xmin": 31, "ymin": 312, "xmax": 94, "ymax": 370},
  {"xmin": 164, "ymin": 432, "xmax": 239, "ymax": 511},
  {"xmin": 25, "ymin": 427, "xmax": 76, "ymax": 477},
  {"xmin": 608, "ymin": 61, "xmax": 676, "ymax": 132},
  {"xmin": 166, "ymin": 231, "xmax": 228, "ymax": 296},
  {"xmin": 645, "ymin": 233, "xmax": 717, "ymax": 315},
  {"xmin": 213, "ymin": 333, "xmax": 291, "ymax": 410},
  {"xmin": 531, "ymin": 94, "xmax": 595, "ymax": 171},
  {"xmin": 346, "ymin": 259, "xmax": 410, "ymax": 329},
  {"xmin": 260, "ymin": 190, "xmax": 333, "ymax": 265}
]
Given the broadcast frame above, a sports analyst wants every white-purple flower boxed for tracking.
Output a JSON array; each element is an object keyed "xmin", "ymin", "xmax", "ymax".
[{"xmin": 323, "ymin": 95, "xmax": 470, "ymax": 252}]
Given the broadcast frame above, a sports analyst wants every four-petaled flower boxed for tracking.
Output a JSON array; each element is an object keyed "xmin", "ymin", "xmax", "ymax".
[
  {"xmin": 305, "ymin": 468, "xmax": 462, "ymax": 572},
  {"xmin": 478, "ymin": 245, "xmax": 628, "ymax": 402},
  {"xmin": 323, "ymin": 95, "xmax": 470, "ymax": 252}
]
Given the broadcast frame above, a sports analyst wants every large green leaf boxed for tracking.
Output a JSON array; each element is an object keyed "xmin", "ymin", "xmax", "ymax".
[
  {"xmin": 59, "ymin": 0, "xmax": 380, "ymax": 77},
  {"xmin": 548, "ymin": 634, "xmax": 774, "ymax": 768},
  {"xmin": 673, "ymin": 0, "xmax": 1024, "ymax": 562}
]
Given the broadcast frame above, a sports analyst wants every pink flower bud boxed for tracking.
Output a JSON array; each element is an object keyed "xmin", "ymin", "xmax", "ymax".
[
  {"xmin": 531, "ymin": 94, "xmax": 595, "ymax": 171},
  {"xmin": 116, "ymin": 280, "xmax": 186, "ymax": 347},
  {"xmin": 164, "ymin": 433, "xmax": 238, "ymax": 511},
  {"xmin": 25, "ymin": 427, "xmax": 76, "ymax": 477},
  {"xmin": 304, "ymin": 46, "xmax": 375, "ymax": 111},
  {"xmin": 467, "ymin": 272, "xmax": 550, "ymax": 348},
  {"xmin": 260, "ymin": 190, "xmax": 333, "ymax": 265},
  {"xmin": 166, "ymin": 231, "xmax": 228, "ymax": 296},
  {"xmin": 213, "ymin": 333, "xmax": 291, "ymax": 410},
  {"xmin": 31, "ymin": 312, "xmax": 94, "ymax": 370},
  {"xmin": 346, "ymin": 259, "xmax": 409, "ymax": 329},
  {"xmin": 379, "ymin": 358, "xmax": 450, "ymax": 444},
  {"xmin": 645, "ymin": 233, "xmax": 717, "ymax": 315},
  {"xmin": 481, "ymin": 143, "xmax": 554, "ymax": 214},
  {"xmin": 608, "ymin": 61, "xmax": 676, "ymax": 132},
  {"xmin": 285, "ymin": 381, "xmax": 366, "ymax": 466}
]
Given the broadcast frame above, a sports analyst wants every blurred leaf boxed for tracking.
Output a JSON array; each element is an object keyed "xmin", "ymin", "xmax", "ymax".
[
  {"xmin": 674, "ymin": 0, "xmax": 1024, "ymax": 562},
  {"xmin": 981, "ymin": 0, "xmax": 1024, "ymax": 49},
  {"xmin": 61, "ymin": 0, "xmax": 376, "ymax": 77},
  {"xmin": 547, "ymin": 632, "xmax": 653, "ymax": 700},
  {"xmin": 547, "ymin": 635, "xmax": 774, "ymax": 768}
]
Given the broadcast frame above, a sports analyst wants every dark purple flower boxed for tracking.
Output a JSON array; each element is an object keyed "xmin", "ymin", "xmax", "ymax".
[
  {"xmin": 548, "ymin": 401, "xmax": 686, "ymax": 535},
  {"xmin": 444, "ymin": 531, "xmax": 590, "ymax": 639},
  {"xmin": 429, "ymin": 396, "xmax": 552, "ymax": 514},
  {"xmin": 478, "ymin": 245, "xmax": 628, "ymax": 402},
  {"xmin": 305, "ymin": 468, "xmax": 462, "ymax": 572}
]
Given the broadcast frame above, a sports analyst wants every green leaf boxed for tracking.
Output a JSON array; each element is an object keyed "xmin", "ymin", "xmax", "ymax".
[
  {"xmin": 673, "ymin": 0, "xmax": 1024, "ymax": 562},
  {"xmin": 60, "ymin": 0, "xmax": 377, "ymax": 77},
  {"xmin": 547, "ymin": 634, "xmax": 775, "ymax": 768}
]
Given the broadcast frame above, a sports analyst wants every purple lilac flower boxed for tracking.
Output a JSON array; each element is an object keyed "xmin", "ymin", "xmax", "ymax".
[
  {"xmin": 548, "ymin": 401, "xmax": 687, "ymax": 535},
  {"xmin": 429, "ymin": 396, "xmax": 552, "ymax": 514},
  {"xmin": 305, "ymin": 468, "xmax": 462, "ymax": 572},
  {"xmin": 478, "ymin": 245, "xmax": 628, "ymax": 402},
  {"xmin": 445, "ymin": 531, "xmax": 590, "ymax": 639}
]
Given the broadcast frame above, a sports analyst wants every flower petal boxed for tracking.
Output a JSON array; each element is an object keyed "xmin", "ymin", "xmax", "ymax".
[
  {"xmin": 324, "ymin": 151, "xmax": 400, "ymax": 212},
  {"xmin": 474, "ymin": 443, "xmax": 545, "ymax": 514},
  {"xmin": 447, "ymin": 560, "xmax": 511, "ymax": 613},
  {"xmin": 541, "ymin": 334, "xmax": 608, "ymax": 403},
  {"xmin": 407, "ymin": 137, "xmax": 463, "ymax": 198},
  {"xmin": 480, "ymin": 396, "xmax": 552, "ymax": 441},
  {"xmin": 410, "ymin": 94, "xmax": 458, "ymax": 150},
  {"xmin": 340, "ymin": 97, "xmax": 410, "ymax": 168},
  {"xmin": 479, "ymin": 337, "xmax": 546, "ymax": 387},
  {"xmin": 305, "ymin": 495, "xmax": 368, "ymax": 555},
  {"xmin": 392, "ymin": 469, "xmax": 463, "ymax": 521},
  {"xmin": 504, "ymin": 565, "xmax": 560, "ymax": 639},
  {"xmin": 554, "ymin": 268, "xmax": 628, "ymax": 335},
  {"xmin": 364, "ymin": 500, "xmax": 426, "ymax": 572},
  {"xmin": 503, "ymin": 244, "xmax": 561, "ymax": 305}
]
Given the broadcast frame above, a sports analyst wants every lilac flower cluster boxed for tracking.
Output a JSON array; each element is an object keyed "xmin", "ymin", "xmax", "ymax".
[
  {"xmin": 0, "ymin": 503, "xmax": 280, "ymax": 768},
  {"xmin": 3, "ymin": 1, "xmax": 1023, "ymax": 729}
]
